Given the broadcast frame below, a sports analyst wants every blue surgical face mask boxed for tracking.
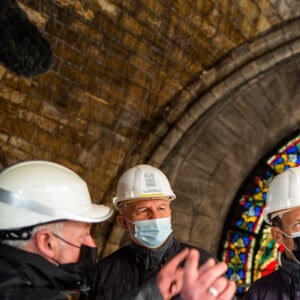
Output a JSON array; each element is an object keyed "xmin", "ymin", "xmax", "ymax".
[{"xmin": 126, "ymin": 217, "xmax": 172, "ymax": 249}]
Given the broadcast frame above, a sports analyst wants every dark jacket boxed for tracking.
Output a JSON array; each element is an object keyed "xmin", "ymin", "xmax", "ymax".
[
  {"xmin": 0, "ymin": 244, "xmax": 85, "ymax": 300},
  {"xmin": 244, "ymin": 254, "xmax": 300, "ymax": 300},
  {"xmin": 91, "ymin": 235, "xmax": 215, "ymax": 300},
  {"xmin": 0, "ymin": 243, "xmax": 163, "ymax": 300}
]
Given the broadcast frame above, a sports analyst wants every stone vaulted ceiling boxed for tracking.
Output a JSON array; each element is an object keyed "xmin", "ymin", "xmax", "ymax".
[{"xmin": 1, "ymin": 0, "xmax": 300, "ymax": 257}]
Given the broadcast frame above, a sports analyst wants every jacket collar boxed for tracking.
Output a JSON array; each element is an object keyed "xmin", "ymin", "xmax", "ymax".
[
  {"xmin": 0, "ymin": 244, "xmax": 82, "ymax": 290},
  {"xmin": 281, "ymin": 252, "xmax": 300, "ymax": 285},
  {"xmin": 131, "ymin": 234, "xmax": 174, "ymax": 270}
]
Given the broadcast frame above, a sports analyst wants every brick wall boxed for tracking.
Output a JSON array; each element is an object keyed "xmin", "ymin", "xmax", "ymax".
[{"xmin": 1, "ymin": 0, "xmax": 300, "ymax": 256}]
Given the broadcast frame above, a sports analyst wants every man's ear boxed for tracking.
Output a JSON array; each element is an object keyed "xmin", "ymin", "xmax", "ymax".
[
  {"xmin": 117, "ymin": 215, "xmax": 129, "ymax": 230},
  {"xmin": 271, "ymin": 227, "xmax": 284, "ymax": 245},
  {"xmin": 35, "ymin": 230, "xmax": 56, "ymax": 259}
]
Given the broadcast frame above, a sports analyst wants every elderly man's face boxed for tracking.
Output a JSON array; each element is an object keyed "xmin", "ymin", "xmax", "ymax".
[
  {"xmin": 117, "ymin": 198, "xmax": 171, "ymax": 247},
  {"xmin": 54, "ymin": 221, "xmax": 95, "ymax": 264}
]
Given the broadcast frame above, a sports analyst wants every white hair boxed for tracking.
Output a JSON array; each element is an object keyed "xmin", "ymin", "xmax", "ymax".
[{"xmin": 2, "ymin": 221, "xmax": 65, "ymax": 249}]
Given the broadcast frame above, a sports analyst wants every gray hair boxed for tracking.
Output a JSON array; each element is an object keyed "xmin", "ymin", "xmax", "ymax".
[{"xmin": 2, "ymin": 221, "xmax": 64, "ymax": 250}]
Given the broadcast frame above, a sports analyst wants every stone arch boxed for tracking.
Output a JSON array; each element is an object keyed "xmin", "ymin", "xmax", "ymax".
[{"xmin": 102, "ymin": 18, "xmax": 300, "ymax": 256}]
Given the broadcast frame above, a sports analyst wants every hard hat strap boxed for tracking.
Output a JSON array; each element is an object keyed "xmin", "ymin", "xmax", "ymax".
[
  {"xmin": 0, "ymin": 187, "xmax": 56, "ymax": 216},
  {"xmin": 0, "ymin": 225, "xmax": 34, "ymax": 240}
]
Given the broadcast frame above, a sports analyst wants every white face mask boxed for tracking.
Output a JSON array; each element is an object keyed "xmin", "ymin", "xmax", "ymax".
[
  {"xmin": 126, "ymin": 217, "xmax": 172, "ymax": 249},
  {"xmin": 279, "ymin": 228, "xmax": 300, "ymax": 264}
]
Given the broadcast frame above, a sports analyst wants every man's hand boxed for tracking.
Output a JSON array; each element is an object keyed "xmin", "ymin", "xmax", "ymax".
[
  {"xmin": 181, "ymin": 249, "xmax": 236, "ymax": 300},
  {"xmin": 156, "ymin": 248, "xmax": 189, "ymax": 300}
]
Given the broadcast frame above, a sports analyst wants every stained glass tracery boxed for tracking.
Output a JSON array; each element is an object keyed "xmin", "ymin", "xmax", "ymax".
[{"xmin": 220, "ymin": 134, "xmax": 300, "ymax": 299}]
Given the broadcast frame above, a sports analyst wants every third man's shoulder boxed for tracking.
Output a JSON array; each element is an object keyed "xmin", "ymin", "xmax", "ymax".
[{"xmin": 244, "ymin": 269, "xmax": 283, "ymax": 299}]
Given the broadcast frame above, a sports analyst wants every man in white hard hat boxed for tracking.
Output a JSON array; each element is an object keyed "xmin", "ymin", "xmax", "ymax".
[
  {"xmin": 92, "ymin": 164, "xmax": 221, "ymax": 300},
  {"xmin": 245, "ymin": 166, "xmax": 300, "ymax": 299},
  {"xmin": 0, "ymin": 160, "xmax": 113, "ymax": 300}
]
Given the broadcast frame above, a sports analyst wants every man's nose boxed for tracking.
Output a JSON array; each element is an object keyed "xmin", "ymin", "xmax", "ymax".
[{"xmin": 150, "ymin": 209, "xmax": 159, "ymax": 219}]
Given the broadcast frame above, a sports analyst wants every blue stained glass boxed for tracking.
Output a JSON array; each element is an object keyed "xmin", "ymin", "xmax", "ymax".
[
  {"xmin": 287, "ymin": 146, "xmax": 296, "ymax": 153},
  {"xmin": 262, "ymin": 193, "xmax": 267, "ymax": 201},
  {"xmin": 248, "ymin": 222, "xmax": 254, "ymax": 231},
  {"xmin": 243, "ymin": 237, "xmax": 250, "ymax": 247},
  {"xmin": 245, "ymin": 201, "xmax": 251, "ymax": 209},
  {"xmin": 254, "ymin": 187, "xmax": 260, "ymax": 193},
  {"xmin": 254, "ymin": 207, "xmax": 261, "ymax": 216},
  {"xmin": 274, "ymin": 156, "xmax": 283, "ymax": 164},
  {"xmin": 232, "ymin": 232, "xmax": 239, "ymax": 242}
]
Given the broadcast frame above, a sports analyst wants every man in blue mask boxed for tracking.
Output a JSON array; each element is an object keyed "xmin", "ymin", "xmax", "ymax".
[
  {"xmin": 92, "ymin": 164, "xmax": 217, "ymax": 300},
  {"xmin": 245, "ymin": 166, "xmax": 300, "ymax": 300}
]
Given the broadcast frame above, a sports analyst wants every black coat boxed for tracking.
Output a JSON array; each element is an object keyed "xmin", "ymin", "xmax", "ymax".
[
  {"xmin": 245, "ymin": 254, "xmax": 300, "ymax": 300},
  {"xmin": 91, "ymin": 235, "xmax": 215, "ymax": 300},
  {"xmin": 0, "ymin": 244, "xmax": 85, "ymax": 300},
  {"xmin": 0, "ymin": 244, "xmax": 163, "ymax": 300}
]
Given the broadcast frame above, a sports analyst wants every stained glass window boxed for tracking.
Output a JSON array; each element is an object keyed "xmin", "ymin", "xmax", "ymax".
[{"xmin": 219, "ymin": 133, "xmax": 300, "ymax": 299}]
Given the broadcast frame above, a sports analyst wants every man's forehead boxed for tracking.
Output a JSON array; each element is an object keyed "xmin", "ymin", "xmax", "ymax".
[
  {"xmin": 124, "ymin": 198, "xmax": 170, "ymax": 208},
  {"xmin": 281, "ymin": 207, "xmax": 300, "ymax": 221}
]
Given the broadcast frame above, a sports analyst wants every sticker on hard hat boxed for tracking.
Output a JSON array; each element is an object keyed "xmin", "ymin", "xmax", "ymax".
[
  {"xmin": 144, "ymin": 173, "xmax": 156, "ymax": 187},
  {"xmin": 141, "ymin": 193, "xmax": 164, "ymax": 197}
]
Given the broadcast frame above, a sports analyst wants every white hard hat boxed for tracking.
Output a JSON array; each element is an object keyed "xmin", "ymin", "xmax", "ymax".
[
  {"xmin": 264, "ymin": 166, "xmax": 300, "ymax": 225},
  {"xmin": 0, "ymin": 160, "xmax": 113, "ymax": 230},
  {"xmin": 113, "ymin": 164, "xmax": 176, "ymax": 209}
]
